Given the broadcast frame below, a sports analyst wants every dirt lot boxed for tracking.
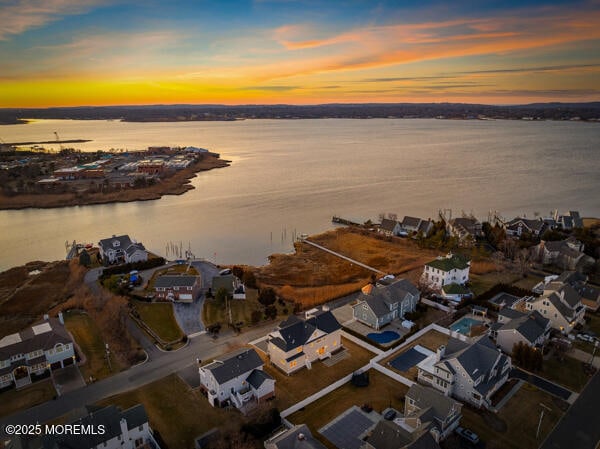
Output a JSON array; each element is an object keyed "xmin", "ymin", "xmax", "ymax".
[{"xmin": 256, "ymin": 228, "xmax": 441, "ymax": 308}]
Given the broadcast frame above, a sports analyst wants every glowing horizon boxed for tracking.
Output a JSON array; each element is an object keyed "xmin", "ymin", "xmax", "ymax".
[{"xmin": 1, "ymin": 0, "xmax": 599, "ymax": 107}]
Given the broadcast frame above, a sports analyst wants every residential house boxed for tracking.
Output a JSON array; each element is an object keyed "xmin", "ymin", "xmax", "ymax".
[
  {"xmin": 98, "ymin": 234, "xmax": 148, "ymax": 265},
  {"xmin": 39, "ymin": 404, "xmax": 160, "ymax": 449},
  {"xmin": 554, "ymin": 210, "xmax": 584, "ymax": 230},
  {"xmin": 379, "ymin": 218, "xmax": 401, "ymax": 237},
  {"xmin": 504, "ymin": 218, "xmax": 546, "ymax": 238},
  {"xmin": 421, "ymin": 254, "xmax": 471, "ymax": 301},
  {"xmin": 362, "ymin": 420, "xmax": 441, "ymax": 449},
  {"xmin": 535, "ymin": 237, "xmax": 593, "ymax": 270},
  {"xmin": 353, "ymin": 279, "xmax": 420, "ymax": 330},
  {"xmin": 211, "ymin": 273, "xmax": 246, "ymax": 299},
  {"xmin": 154, "ymin": 275, "xmax": 201, "ymax": 302},
  {"xmin": 493, "ymin": 310, "xmax": 551, "ymax": 354},
  {"xmin": 402, "ymin": 384, "xmax": 462, "ymax": 440},
  {"xmin": 534, "ymin": 271, "xmax": 600, "ymax": 312},
  {"xmin": 0, "ymin": 315, "xmax": 75, "ymax": 389},
  {"xmin": 401, "ymin": 216, "xmax": 434, "ymax": 236},
  {"xmin": 199, "ymin": 348, "xmax": 275, "ymax": 409},
  {"xmin": 525, "ymin": 282, "xmax": 585, "ymax": 333},
  {"xmin": 264, "ymin": 424, "xmax": 327, "ymax": 449},
  {"xmin": 447, "ymin": 217, "xmax": 483, "ymax": 243},
  {"xmin": 267, "ymin": 310, "xmax": 342, "ymax": 374},
  {"xmin": 417, "ymin": 337, "xmax": 511, "ymax": 409}
]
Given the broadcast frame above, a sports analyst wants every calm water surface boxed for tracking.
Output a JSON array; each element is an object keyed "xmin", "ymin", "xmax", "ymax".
[{"xmin": 1, "ymin": 119, "xmax": 599, "ymax": 271}]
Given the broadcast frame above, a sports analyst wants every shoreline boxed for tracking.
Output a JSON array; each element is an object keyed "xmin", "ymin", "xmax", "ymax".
[{"xmin": 0, "ymin": 155, "xmax": 230, "ymax": 210}]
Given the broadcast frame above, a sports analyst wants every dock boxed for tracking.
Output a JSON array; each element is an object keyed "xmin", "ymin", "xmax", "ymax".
[{"xmin": 332, "ymin": 216, "xmax": 362, "ymax": 226}]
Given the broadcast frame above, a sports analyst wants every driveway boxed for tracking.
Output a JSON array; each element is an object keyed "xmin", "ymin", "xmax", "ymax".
[
  {"xmin": 510, "ymin": 368, "xmax": 573, "ymax": 400},
  {"xmin": 171, "ymin": 260, "xmax": 221, "ymax": 335},
  {"xmin": 52, "ymin": 365, "xmax": 86, "ymax": 396}
]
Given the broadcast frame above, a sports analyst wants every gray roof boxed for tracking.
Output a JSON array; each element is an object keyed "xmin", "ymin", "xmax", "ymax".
[
  {"xmin": 402, "ymin": 216, "xmax": 422, "ymax": 228},
  {"xmin": 125, "ymin": 242, "xmax": 146, "ymax": 256},
  {"xmin": 417, "ymin": 220, "xmax": 433, "ymax": 234},
  {"xmin": 365, "ymin": 420, "xmax": 441, "ymax": 449},
  {"xmin": 267, "ymin": 424, "xmax": 327, "ymax": 449},
  {"xmin": 203, "ymin": 348, "xmax": 263, "ymax": 385},
  {"xmin": 489, "ymin": 292, "xmax": 522, "ymax": 308},
  {"xmin": 270, "ymin": 311, "xmax": 341, "ymax": 352},
  {"xmin": 246, "ymin": 369, "xmax": 273, "ymax": 389},
  {"xmin": 442, "ymin": 337, "xmax": 506, "ymax": 390},
  {"xmin": 406, "ymin": 384, "xmax": 460, "ymax": 424},
  {"xmin": 42, "ymin": 404, "xmax": 148, "ymax": 449},
  {"xmin": 354, "ymin": 279, "xmax": 419, "ymax": 319},
  {"xmin": 449, "ymin": 217, "xmax": 482, "ymax": 236},
  {"xmin": 0, "ymin": 318, "xmax": 71, "ymax": 362},
  {"xmin": 555, "ymin": 271, "xmax": 587, "ymax": 285},
  {"xmin": 98, "ymin": 234, "xmax": 133, "ymax": 250},
  {"xmin": 155, "ymin": 275, "xmax": 199, "ymax": 288},
  {"xmin": 380, "ymin": 218, "xmax": 398, "ymax": 232},
  {"xmin": 212, "ymin": 273, "xmax": 234, "ymax": 293},
  {"xmin": 498, "ymin": 308, "xmax": 525, "ymax": 321},
  {"xmin": 498, "ymin": 311, "xmax": 549, "ymax": 344},
  {"xmin": 506, "ymin": 218, "xmax": 545, "ymax": 232}
]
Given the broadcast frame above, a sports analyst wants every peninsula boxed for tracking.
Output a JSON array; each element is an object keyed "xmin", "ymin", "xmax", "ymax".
[{"xmin": 0, "ymin": 145, "xmax": 229, "ymax": 210}]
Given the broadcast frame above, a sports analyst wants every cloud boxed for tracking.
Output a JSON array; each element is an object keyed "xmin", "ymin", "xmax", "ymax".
[
  {"xmin": 0, "ymin": 0, "xmax": 108, "ymax": 40},
  {"xmin": 239, "ymin": 85, "xmax": 298, "ymax": 91},
  {"xmin": 461, "ymin": 63, "xmax": 600, "ymax": 75}
]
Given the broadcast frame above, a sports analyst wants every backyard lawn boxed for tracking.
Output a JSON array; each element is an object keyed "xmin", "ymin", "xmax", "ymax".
[
  {"xmin": 541, "ymin": 355, "xmax": 591, "ymax": 392},
  {"xmin": 263, "ymin": 338, "xmax": 375, "ymax": 410},
  {"xmin": 132, "ymin": 300, "xmax": 184, "ymax": 343},
  {"xmin": 469, "ymin": 271, "xmax": 521, "ymax": 297},
  {"xmin": 97, "ymin": 374, "xmax": 245, "ymax": 449},
  {"xmin": 0, "ymin": 379, "xmax": 56, "ymax": 419},
  {"xmin": 64, "ymin": 310, "xmax": 122, "ymax": 381},
  {"xmin": 460, "ymin": 383, "xmax": 566, "ymax": 449},
  {"xmin": 288, "ymin": 370, "xmax": 409, "ymax": 447}
]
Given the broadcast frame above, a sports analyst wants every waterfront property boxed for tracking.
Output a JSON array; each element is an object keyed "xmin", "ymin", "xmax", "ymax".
[
  {"xmin": 0, "ymin": 315, "xmax": 75, "ymax": 390},
  {"xmin": 446, "ymin": 217, "xmax": 483, "ymax": 243},
  {"xmin": 534, "ymin": 237, "xmax": 593, "ymax": 270},
  {"xmin": 154, "ymin": 274, "xmax": 201, "ymax": 302},
  {"xmin": 211, "ymin": 273, "xmax": 246, "ymax": 299},
  {"xmin": 352, "ymin": 279, "xmax": 420, "ymax": 330},
  {"xmin": 98, "ymin": 234, "xmax": 148, "ymax": 265},
  {"xmin": 421, "ymin": 253, "xmax": 471, "ymax": 301},
  {"xmin": 504, "ymin": 217, "xmax": 546, "ymax": 237},
  {"xmin": 266, "ymin": 309, "xmax": 342, "ymax": 375},
  {"xmin": 417, "ymin": 337, "xmax": 511, "ymax": 409},
  {"xmin": 199, "ymin": 348, "xmax": 275, "ymax": 409}
]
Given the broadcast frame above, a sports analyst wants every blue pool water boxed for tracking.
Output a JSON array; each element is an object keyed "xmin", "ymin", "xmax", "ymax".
[
  {"xmin": 367, "ymin": 331, "xmax": 400, "ymax": 344},
  {"xmin": 450, "ymin": 317, "xmax": 482, "ymax": 335}
]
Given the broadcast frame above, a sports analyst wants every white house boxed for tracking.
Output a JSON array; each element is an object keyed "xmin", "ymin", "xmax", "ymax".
[
  {"xmin": 525, "ymin": 282, "xmax": 586, "ymax": 334},
  {"xmin": 199, "ymin": 348, "xmax": 275, "ymax": 409},
  {"xmin": 39, "ymin": 404, "xmax": 160, "ymax": 449},
  {"xmin": 417, "ymin": 337, "xmax": 511, "ymax": 409},
  {"xmin": 98, "ymin": 234, "xmax": 148, "ymax": 265},
  {"xmin": 504, "ymin": 218, "xmax": 546, "ymax": 237},
  {"xmin": 421, "ymin": 254, "xmax": 471, "ymax": 301},
  {"xmin": 0, "ymin": 315, "xmax": 75, "ymax": 389},
  {"xmin": 267, "ymin": 310, "xmax": 342, "ymax": 374}
]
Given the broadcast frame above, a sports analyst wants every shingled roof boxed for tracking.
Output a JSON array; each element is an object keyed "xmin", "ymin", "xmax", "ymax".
[
  {"xmin": 203, "ymin": 348, "xmax": 263, "ymax": 385},
  {"xmin": 270, "ymin": 311, "xmax": 341, "ymax": 352},
  {"xmin": 425, "ymin": 254, "xmax": 470, "ymax": 272}
]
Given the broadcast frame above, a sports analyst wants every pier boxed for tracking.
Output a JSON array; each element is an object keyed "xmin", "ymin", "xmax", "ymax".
[{"xmin": 332, "ymin": 216, "xmax": 362, "ymax": 226}]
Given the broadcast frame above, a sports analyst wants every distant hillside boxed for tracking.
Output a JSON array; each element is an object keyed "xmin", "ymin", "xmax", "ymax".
[{"xmin": 1, "ymin": 102, "xmax": 600, "ymax": 124}]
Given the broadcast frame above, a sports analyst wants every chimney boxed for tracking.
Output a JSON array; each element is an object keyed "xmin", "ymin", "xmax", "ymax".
[
  {"xmin": 43, "ymin": 314, "xmax": 49, "ymax": 321},
  {"xmin": 298, "ymin": 433, "xmax": 306, "ymax": 441},
  {"xmin": 436, "ymin": 345, "xmax": 445, "ymax": 361},
  {"xmin": 58, "ymin": 312, "xmax": 64, "ymax": 325}
]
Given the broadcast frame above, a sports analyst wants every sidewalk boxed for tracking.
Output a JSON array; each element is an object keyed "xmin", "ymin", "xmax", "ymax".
[{"xmin": 568, "ymin": 347, "xmax": 600, "ymax": 369}]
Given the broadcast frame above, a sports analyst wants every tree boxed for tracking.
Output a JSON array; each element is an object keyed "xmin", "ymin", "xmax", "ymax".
[
  {"xmin": 258, "ymin": 287, "xmax": 277, "ymax": 307},
  {"xmin": 79, "ymin": 250, "xmax": 91, "ymax": 267},
  {"xmin": 242, "ymin": 270, "xmax": 257, "ymax": 289},
  {"xmin": 264, "ymin": 305, "xmax": 277, "ymax": 320},
  {"xmin": 232, "ymin": 265, "xmax": 244, "ymax": 279}
]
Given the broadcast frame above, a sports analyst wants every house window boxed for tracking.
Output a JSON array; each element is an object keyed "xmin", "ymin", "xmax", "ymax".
[
  {"xmin": 297, "ymin": 347, "xmax": 302, "ymax": 353},
  {"xmin": 290, "ymin": 361, "xmax": 297, "ymax": 368}
]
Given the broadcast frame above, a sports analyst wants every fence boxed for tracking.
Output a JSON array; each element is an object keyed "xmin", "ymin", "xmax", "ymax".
[
  {"xmin": 341, "ymin": 331, "xmax": 383, "ymax": 355},
  {"xmin": 421, "ymin": 298, "xmax": 454, "ymax": 313}
]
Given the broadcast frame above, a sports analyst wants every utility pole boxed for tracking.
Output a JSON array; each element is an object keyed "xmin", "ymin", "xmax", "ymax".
[
  {"xmin": 105, "ymin": 343, "xmax": 112, "ymax": 372},
  {"xmin": 536, "ymin": 403, "xmax": 551, "ymax": 439}
]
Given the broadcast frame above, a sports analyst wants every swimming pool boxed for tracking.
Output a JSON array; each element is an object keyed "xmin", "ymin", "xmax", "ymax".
[
  {"xmin": 367, "ymin": 331, "xmax": 400, "ymax": 344},
  {"xmin": 450, "ymin": 317, "xmax": 482, "ymax": 335}
]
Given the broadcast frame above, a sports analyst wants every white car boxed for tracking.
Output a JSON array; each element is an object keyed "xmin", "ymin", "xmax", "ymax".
[{"xmin": 456, "ymin": 427, "xmax": 480, "ymax": 444}]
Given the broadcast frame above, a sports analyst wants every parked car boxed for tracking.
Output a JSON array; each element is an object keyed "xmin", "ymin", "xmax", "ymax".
[
  {"xmin": 455, "ymin": 427, "xmax": 480, "ymax": 444},
  {"xmin": 383, "ymin": 409, "xmax": 397, "ymax": 420}
]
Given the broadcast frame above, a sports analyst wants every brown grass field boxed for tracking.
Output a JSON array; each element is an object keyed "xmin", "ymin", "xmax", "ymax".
[{"xmin": 256, "ymin": 228, "xmax": 441, "ymax": 308}]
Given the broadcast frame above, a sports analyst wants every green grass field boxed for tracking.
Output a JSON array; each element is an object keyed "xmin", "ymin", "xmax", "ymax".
[
  {"xmin": 0, "ymin": 379, "xmax": 56, "ymax": 419},
  {"xmin": 132, "ymin": 301, "xmax": 184, "ymax": 343}
]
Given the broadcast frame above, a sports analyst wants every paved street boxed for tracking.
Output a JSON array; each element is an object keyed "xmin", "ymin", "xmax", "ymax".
[
  {"xmin": 540, "ymin": 370, "xmax": 600, "ymax": 449},
  {"xmin": 0, "ymin": 322, "xmax": 276, "ymax": 435}
]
